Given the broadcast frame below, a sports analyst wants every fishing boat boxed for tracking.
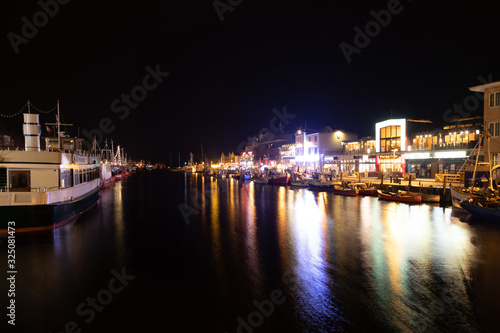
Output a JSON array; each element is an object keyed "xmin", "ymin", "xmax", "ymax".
[
  {"xmin": 0, "ymin": 102, "xmax": 102, "ymax": 232},
  {"xmin": 460, "ymin": 198, "xmax": 500, "ymax": 221},
  {"xmin": 333, "ymin": 184, "xmax": 359, "ymax": 196},
  {"xmin": 398, "ymin": 190, "xmax": 440, "ymax": 203},
  {"xmin": 377, "ymin": 190, "xmax": 422, "ymax": 204}
]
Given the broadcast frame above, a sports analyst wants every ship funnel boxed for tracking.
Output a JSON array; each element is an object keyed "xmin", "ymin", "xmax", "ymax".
[{"xmin": 23, "ymin": 113, "xmax": 41, "ymax": 152}]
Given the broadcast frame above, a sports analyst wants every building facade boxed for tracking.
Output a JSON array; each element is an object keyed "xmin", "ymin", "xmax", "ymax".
[{"xmin": 469, "ymin": 81, "xmax": 500, "ymax": 165}]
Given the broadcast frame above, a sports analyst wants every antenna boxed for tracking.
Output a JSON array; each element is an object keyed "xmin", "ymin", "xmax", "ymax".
[{"xmin": 45, "ymin": 100, "xmax": 73, "ymax": 151}]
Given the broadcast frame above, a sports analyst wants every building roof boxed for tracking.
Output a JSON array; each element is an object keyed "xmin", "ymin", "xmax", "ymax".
[{"xmin": 469, "ymin": 81, "xmax": 500, "ymax": 92}]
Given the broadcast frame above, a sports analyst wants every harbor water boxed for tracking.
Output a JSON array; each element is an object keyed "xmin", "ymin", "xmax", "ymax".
[{"xmin": 3, "ymin": 170, "xmax": 500, "ymax": 332}]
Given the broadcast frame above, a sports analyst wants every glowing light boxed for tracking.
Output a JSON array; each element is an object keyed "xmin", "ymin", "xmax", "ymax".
[
  {"xmin": 434, "ymin": 151, "xmax": 466, "ymax": 159},
  {"xmin": 404, "ymin": 152, "xmax": 431, "ymax": 159}
]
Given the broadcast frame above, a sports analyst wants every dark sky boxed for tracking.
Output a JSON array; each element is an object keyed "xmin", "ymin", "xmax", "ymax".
[{"xmin": 1, "ymin": 0, "xmax": 500, "ymax": 163}]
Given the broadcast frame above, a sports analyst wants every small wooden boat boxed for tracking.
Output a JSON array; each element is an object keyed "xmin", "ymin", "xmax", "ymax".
[
  {"xmin": 460, "ymin": 198, "xmax": 500, "ymax": 221},
  {"xmin": 377, "ymin": 190, "xmax": 422, "ymax": 204},
  {"xmin": 348, "ymin": 183, "xmax": 377, "ymax": 196},
  {"xmin": 398, "ymin": 190, "xmax": 440, "ymax": 203},
  {"xmin": 333, "ymin": 185, "xmax": 358, "ymax": 196}
]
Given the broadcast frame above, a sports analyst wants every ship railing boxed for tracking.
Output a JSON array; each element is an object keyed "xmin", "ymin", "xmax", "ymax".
[{"xmin": 0, "ymin": 186, "xmax": 60, "ymax": 193}]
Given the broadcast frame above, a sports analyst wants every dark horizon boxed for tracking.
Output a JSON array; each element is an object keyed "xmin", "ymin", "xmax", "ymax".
[{"xmin": 1, "ymin": 0, "xmax": 499, "ymax": 163}]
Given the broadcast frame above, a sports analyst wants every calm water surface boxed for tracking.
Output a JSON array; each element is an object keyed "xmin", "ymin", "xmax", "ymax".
[{"xmin": 2, "ymin": 171, "xmax": 500, "ymax": 332}]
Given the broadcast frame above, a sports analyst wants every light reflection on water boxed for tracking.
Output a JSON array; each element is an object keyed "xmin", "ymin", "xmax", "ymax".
[
  {"xmin": 190, "ymin": 176, "xmax": 490, "ymax": 332},
  {"xmin": 5, "ymin": 172, "xmax": 499, "ymax": 332}
]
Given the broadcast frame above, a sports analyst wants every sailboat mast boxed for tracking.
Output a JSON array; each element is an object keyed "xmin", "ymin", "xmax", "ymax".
[
  {"xmin": 471, "ymin": 135, "xmax": 482, "ymax": 194},
  {"xmin": 178, "ymin": 152, "xmax": 180, "ymax": 168},
  {"xmin": 488, "ymin": 130, "xmax": 493, "ymax": 189}
]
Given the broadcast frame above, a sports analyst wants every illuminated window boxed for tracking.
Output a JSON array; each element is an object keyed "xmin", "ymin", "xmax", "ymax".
[{"xmin": 380, "ymin": 125, "xmax": 401, "ymax": 152}]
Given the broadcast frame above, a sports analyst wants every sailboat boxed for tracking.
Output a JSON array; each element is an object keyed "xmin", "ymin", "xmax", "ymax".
[
  {"xmin": 459, "ymin": 128, "xmax": 500, "ymax": 221},
  {"xmin": 449, "ymin": 136, "xmax": 492, "ymax": 208}
]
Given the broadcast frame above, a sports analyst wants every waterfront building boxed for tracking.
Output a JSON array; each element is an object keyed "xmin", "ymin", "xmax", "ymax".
[
  {"xmin": 279, "ymin": 143, "xmax": 295, "ymax": 167},
  {"xmin": 220, "ymin": 152, "xmax": 238, "ymax": 165},
  {"xmin": 294, "ymin": 127, "xmax": 358, "ymax": 172},
  {"xmin": 244, "ymin": 130, "xmax": 293, "ymax": 167},
  {"xmin": 375, "ymin": 117, "xmax": 482, "ymax": 178},
  {"xmin": 469, "ymin": 80, "xmax": 500, "ymax": 164},
  {"xmin": 332, "ymin": 137, "xmax": 377, "ymax": 175},
  {"xmin": 239, "ymin": 150, "xmax": 254, "ymax": 167}
]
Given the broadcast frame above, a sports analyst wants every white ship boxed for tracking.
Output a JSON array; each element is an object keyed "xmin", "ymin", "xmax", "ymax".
[{"xmin": 0, "ymin": 102, "xmax": 102, "ymax": 232}]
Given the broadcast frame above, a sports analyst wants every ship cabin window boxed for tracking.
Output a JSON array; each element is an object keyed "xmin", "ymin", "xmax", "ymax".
[
  {"xmin": 74, "ymin": 170, "xmax": 79, "ymax": 185},
  {"xmin": 61, "ymin": 138, "xmax": 75, "ymax": 152},
  {"xmin": 10, "ymin": 170, "xmax": 30, "ymax": 192},
  {"xmin": 60, "ymin": 169, "xmax": 73, "ymax": 188},
  {"xmin": 80, "ymin": 170, "xmax": 83, "ymax": 184},
  {"xmin": 67, "ymin": 169, "xmax": 73, "ymax": 187}
]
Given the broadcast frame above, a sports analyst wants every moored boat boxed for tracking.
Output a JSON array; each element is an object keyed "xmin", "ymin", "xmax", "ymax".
[
  {"xmin": 333, "ymin": 185, "xmax": 358, "ymax": 196},
  {"xmin": 308, "ymin": 172, "xmax": 335, "ymax": 190},
  {"xmin": 348, "ymin": 183, "xmax": 377, "ymax": 196},
  {"xmin": 398, "ymin": 190, "xmax": 440, "ymax": 203},
  {"xmin": 0, "ymin": 103, "xmax": 102, "ymax": 232},
  {"xmin": 450, "ymin": 186, "xmax": 470, "ymax": 208},
  {"xmin": 460, "ymin": 198, "xmax": 500, "ymax": 221},
  {"xmin": 377, "ymin": 190, "xmax": 422, "ymax": 204},
  {"xmin": 268, "ymin": 173, "xmax": 290, "ymax": 185}
]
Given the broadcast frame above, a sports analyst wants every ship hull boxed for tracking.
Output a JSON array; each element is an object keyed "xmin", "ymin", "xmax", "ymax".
[{"xmin": 0, "ymin": 186, "xmax": 101, "ymax": 232}]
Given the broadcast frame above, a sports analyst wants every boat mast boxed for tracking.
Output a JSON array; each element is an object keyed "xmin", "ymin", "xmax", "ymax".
[
  {"xmin": 178, "ymin": 152, "xmax": 180, "ymax": 168},
  {"xmin": 45, "ymin": 100, "xmax": 72, "ymax": 151},
  {"xmin": 470, "ymin": 134, "xmax": 482, "ymax": 194},
  {"xmin": 488, "ymin": 128, "xmax": 493, "ymax": 189}
]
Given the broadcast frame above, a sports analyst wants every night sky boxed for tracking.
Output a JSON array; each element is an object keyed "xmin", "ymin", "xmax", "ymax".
[{"xmin": 1, "ymin": 0, "xmax": 500, "ymax": 163}]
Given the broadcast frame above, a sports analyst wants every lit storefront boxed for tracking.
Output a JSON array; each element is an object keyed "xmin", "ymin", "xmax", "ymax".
[{"xmin": 375, "ymin": 119, "xmax": 407, "ymax": 175}]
